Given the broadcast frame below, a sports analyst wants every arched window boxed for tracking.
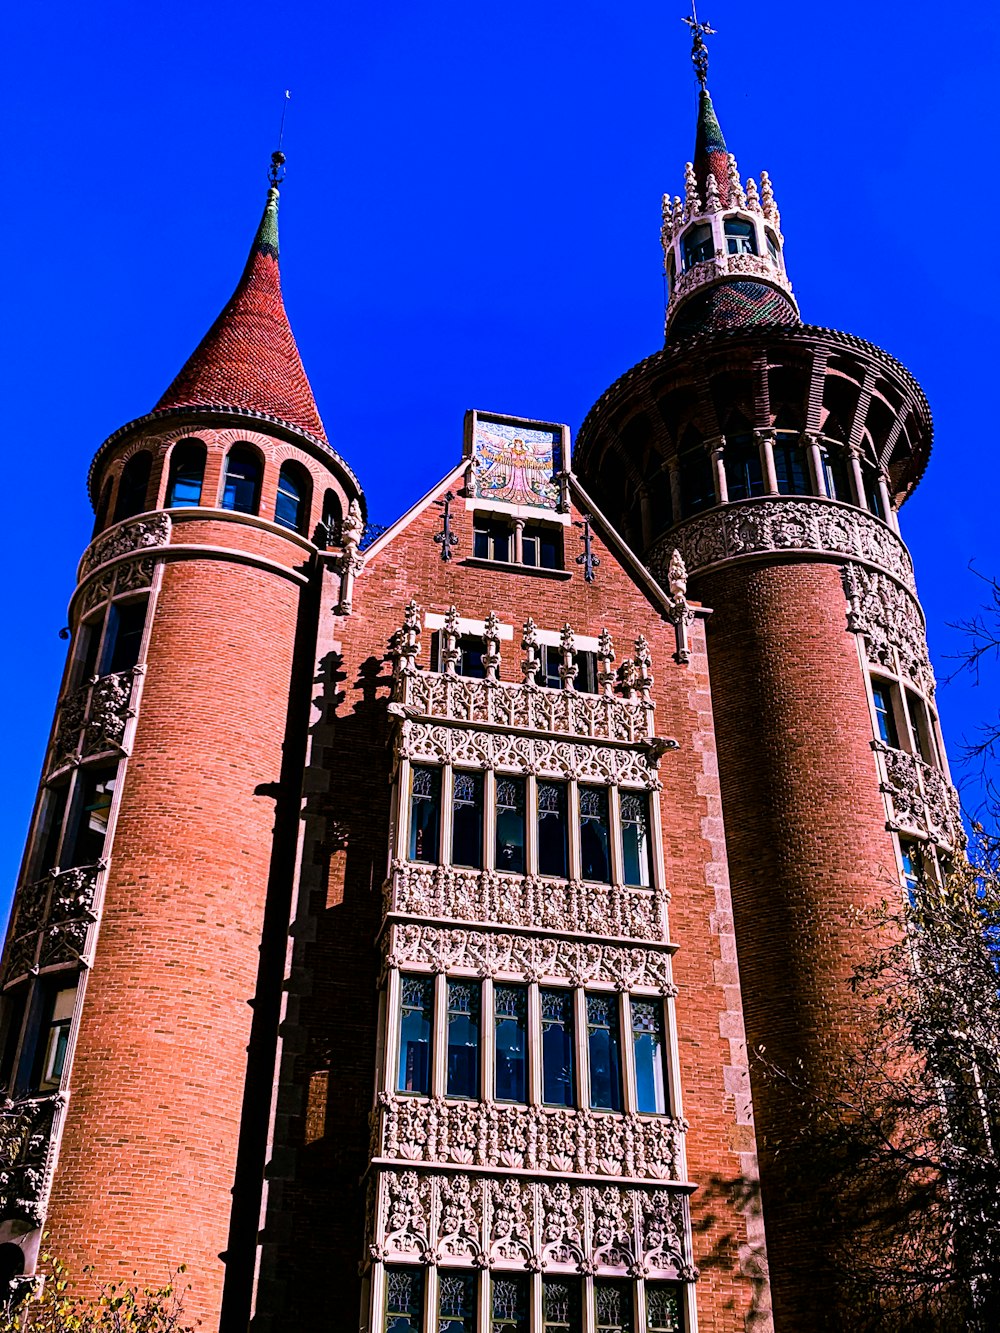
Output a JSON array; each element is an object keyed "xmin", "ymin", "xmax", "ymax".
[
  {"xmin": 112, "ymin": 452, "xmax": 152, "ymax": 523},
  {"xmin": 321, "ymin": 489, "xmax": 343, "ymax": 546},
  {"xmin": 274, "ymin": 461, "xmax": 312, "ymax": 534},
  {"xmin": 221, "ymin": 446, "xmax": 261, "ymax": 515},
  {"xmin": 724, "ymin": 218, "xmax": 757, "ymax": 256},
  {"xmin": 165, "ymin": 440, "xmax": 206, "ymax": 508},
  {"xmin": 725, "ymin": 435, "xmax": 765, "ymax": 501},
  {"xmin": 773, "ymin": 436, "xmax": 810, "ymax": 495},
  {"xmin": 681, "ymin": 223, "xmax": 713, "ymax": 271},
  {"xmin": 92, "ymin": 478, "xmax": 113, "ymax": 536},
  {"xmin": 821, "ymin": 447, "xmax": 852, "ymax": 502}
]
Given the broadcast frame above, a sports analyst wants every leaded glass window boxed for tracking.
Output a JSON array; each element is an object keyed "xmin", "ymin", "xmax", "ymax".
[
  {"xmin": 398, "ymin": 975, "xmax": 433, "ymax": 1095},
  {"xmin": 494, "ymin": 984, "xmax": 527, "ymax": 1103},
  {"xmin": 542, "ymin": 1277, "xmax": 581, "ymax": 1330},
  {"xmin": 409, "ymin": 766, "xmax": 441, "ymax": 863},
  {"xmin": 620, "ymin": 792, "xmax": 652, "ymax": 888},
  {"xmin": 631, "ymin": 999, "xmax": 668, "ymax": 1115},
  {"xmin": 452, "ymin": 771, "xmax": 484, "ymax": 869},
  {"xmin": 537, "ymin": 782, "xmax": 569, "ymax": 879},
  {"xmin": 595, "ymin": 1280, "xmax": 634, "ymax": 1332},
  {"xmin": 490, "ymin": 1274, "xmax": 528, "ymax": 1331},
  {"xmin": 438, "ymin": 1270, "xmax": 476, "ymax": 1332},
  {"xmin": 495, "ymin": 776, "xmax": 526, "ymax": 874},
  {"xmin": 587, "ymin": 991, "xmax": 622, "ymax": 1112},
  {"xmin": 447, "ymin": 980, "xmax": 480, "ymax": 1099},
  {"xmin": 385, "ymin": 1265, "xmax": 424, "ymax": 1332},
  {"xmin": 645, "ymin": 1283, "xmax": 683, "ymax": 1333},
  {"xmin": 541, "ymin": 988, "xmax": 575, "ymax": 1107},
  {"xmin": 579, "ymin": 786, "xmax": 611, "ymax": 883}
]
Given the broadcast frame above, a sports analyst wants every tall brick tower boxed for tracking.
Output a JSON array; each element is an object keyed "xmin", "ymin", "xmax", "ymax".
[
  {"xmin": 0, "ymin": 153, "xmax": 363, "ymax": 1329},
  {"xmin": 573, "ymin": 24, "xmax": 957, "ymax": 1329}
]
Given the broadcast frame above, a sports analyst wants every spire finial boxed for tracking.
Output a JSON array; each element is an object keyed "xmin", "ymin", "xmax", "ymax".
[
  {"xmin": 268, "ymin": 90, "xmax": 291, "ymax": 187},
  {"xmin": 682, "ymin": 2, "xmax": 716, "ymax": 89}
]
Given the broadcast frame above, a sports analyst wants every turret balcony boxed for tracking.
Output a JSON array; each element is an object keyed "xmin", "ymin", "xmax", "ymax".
[{"xmin": 1, "ymin": 864, "xmax": 100, "ymax": 985}]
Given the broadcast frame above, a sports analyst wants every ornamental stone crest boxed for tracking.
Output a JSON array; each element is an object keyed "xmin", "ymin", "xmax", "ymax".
[{"xmin": 79, "ymin": 513, "xmax": 171, "ymax": 581}]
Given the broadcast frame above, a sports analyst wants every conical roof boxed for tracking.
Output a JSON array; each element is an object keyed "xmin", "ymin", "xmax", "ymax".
[
  {"xmin": 156, "ymin": 182, "xmax": 328, "ymax": 443},
  {"xmin": 693, "ymin": 88, "xmax": 731, "ymax": 209}
]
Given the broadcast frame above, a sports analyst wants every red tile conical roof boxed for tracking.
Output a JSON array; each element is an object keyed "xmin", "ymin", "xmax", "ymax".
[{"xmin": 156, "ymin": 183, "xmax": 328, "ymax": 443}]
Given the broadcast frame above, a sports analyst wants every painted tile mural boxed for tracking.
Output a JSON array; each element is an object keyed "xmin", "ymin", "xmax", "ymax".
[{"xmin": 471, "ymin": 418, "xmax": 562, "ymax": 510}]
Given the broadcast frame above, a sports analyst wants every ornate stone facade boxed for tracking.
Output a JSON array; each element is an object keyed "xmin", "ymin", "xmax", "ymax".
[
  {"xmin": 78, "ymin": 513, "xmax": 171, "ymax": 581},
  {"xmin": 50, "ymin": 669, "xmax": 139, "ymax": 773},
  {"xmin": 0, "ymin": 1095, "xmax": 63, "ymax": 1225},
  {"xmin": 876, "ymin": 743, "xmax": 964, "ymax": 851},
  {"xmin": 842, "ymin": 562, "xmax": 934, "ymax": 695},
  {"xmin": 2, "ymin": 866, "xmax": 100, "ymax": 986}
]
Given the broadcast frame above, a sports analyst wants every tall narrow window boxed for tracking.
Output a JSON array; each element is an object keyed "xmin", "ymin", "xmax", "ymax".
[
  {"xmin": 490, "ymin": 1275, "xmax": 529, "ymax": 1332},
  {"xmin": 621, "ymin": 792, "xmax": 652, "ymax": 888},
  {"xmin": 522, "ymin": 526, "xmax": 561, "ymax": 569},
  {"xmin": 678, "ymin": 440, "xmax": 714, "ymax": 516},
  {"xmin": 473, "ymin": 519, "xmax": 512, "ymax": 563},
  {"xmin": 587, "ymin": 992, "xmax": 622, "ymax": 1112},
  {"xmin": 321, "ymin": 489, "xmax": 342, "ymax": 545},
  {"xmin": 0, "ymin": 990, "xmax": 26, "ymax": 1091},
  {"xmin": 221, "ymin": 446, "xmax": 261, "ymax": 515},
  {"xmin": 542, "ymin": 1278, "xmax": 581, "ymax": 1331},
  {"xmin": 494, "ymin": 985, "xmax": 527, "ymax": 1103},
  {"xmin": 112, "ymin": 451, "xmax": 153, "ymax": 523},
  {"xmin": 447, "ymin": 980, "xmax": 480, "ymax": 1099},
  {"xmin": 632, "ymin": 999, "xmax": 669, "ymax": 1115},
  {"xmin": 37, "ymin": 784, "xmax": 69, "ymax": 876},
  {"xmin": 93, "ymin": 478, "xmax": 113, "ymax": 535},
  {"xmin": 451, "ymin": 771, "xmax": 484, "ymax": 869},
  {"xmin": 495, "ymin": 777, "xmax": 526, "ymax": 873},
  {"xmin": 165, "ymin": 440, "xmax": 205, "ymax": 508},
  {"xmin": 539, "ymin": 646, "xmax": 562, "ymax": 690},
  {"xmin": 397, "ymin": 975, "xmax": 433, "ymax": 1096},
  {"xmin": 724, "ymin": 438, "xmax": 765, "ymax": 501},
  {"xmin": 900, "ymin": 841, "xmax": 923, "ymax": 905},
  {"xmin": 409, "ymin": 767, "xmax": 441, "ymax": 864},
  {"xmin": 63, "ymin": 764, "xmax": 117, "ymax": 868},
  {"xmin": 871, "ymin": 681, "xmax": 899, "ymax": 748},
  {"xmin": 75, "ymin": 616, "xmax": 103, "ymax": 686},
  {"xmin": 438, "ymin": 1271, "xmax": 476, "ymax": 1332},
  {"xmin": 103, "ymin": 598, "xmax": 148, "ymax": 676},
  {"xmin": 537, "ymin": 782, "xmax": 569, "ymax": 879},
  {"xmin": 595, "ymin": 1282, "xmax": 634, "ymax": 1333},
  {"xmin": 275, "ymin": 461, "xmax": 312, "ymax": 534},
  {"xmin": 36, "ymin": 985, "xmax": 76, "ymax": 1091},
  {"xmin": 385, "ymin": 1266, "xmax": 424, "ymax": 1333},
  {"xmin": 773, "ymin": 439, "xmax": 809, "ymax": 495},
  {"xmin": 821, "ymin": 447, "xmax": 851, "ymax": 502},
  {"xmin": 905, "ymin": 689, "xmax": 934, "ymax": 763},
  {"xmin": 645, "ymin": 1285, "xmax": 683, "ymax": 1333},
  {"xmin": 576, "ymin": 651, "xmax": 599, "ymax": 694},
  {"xmin": 862, "ymin": 462, "xmax": 885, "ymax": 518},
  {"xmin": 579, "ymin": 787, "xmax": 611, "ymax": 883},
  {"xmin": 541, "ymin": 988, "xmax": 575, "ymax": 1107}
]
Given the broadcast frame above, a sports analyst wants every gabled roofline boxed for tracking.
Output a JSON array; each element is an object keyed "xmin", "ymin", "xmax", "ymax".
[{"xmin": 357, "ymin": 461, "xmax": 469, "ymax": 567}]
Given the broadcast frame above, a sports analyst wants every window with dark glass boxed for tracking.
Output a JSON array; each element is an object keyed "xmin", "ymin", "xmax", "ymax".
[
  {"xmin": 221, "ymin": 446, "xmax": 261, "ymax": 515},
  {"xmin": 275, "ymin": 461, "xmax": 311, "ymax": 534},
  {"xmin": 438, "ymin": 1271, "xmax": 476, "ymax": 1333},
  {"xmin": 900, "ymin": 841, "xmax": 923, "ymax": 906},
  {"xmin": 645, "ymin": 1284, "xmax": 683, "ymax": 1333},
  {"xmin": 579, "ymin": 787, "xmax": 611, "ymax": 883},
  {"xmin": 542, "ymin": 1277, "xmax": 581, "ymax": 1332},
  {"xmin": 862, "ymin": 463, "xmax": 885, "ymax": 519},
  {"xmin": 539, "ymin": 646, "xmax": 562, "ymax": 690},
  {"xmin": 93, "ymin": 478, "xmax": 113, "ymax": 536},
  {"xmin": 595, "ymin": 1281, "xmax": 634, "ymax": 1333},
  {"xmin": 537, "ymin": 782, "xmax": 569, "ymax": 878},
  {"xmin": 112, "ymin": 451, "xmax": 153, "ymax": 523},
  {"xmin": 871, "ymin": 681, "xmax": 899, "ymax": 748},
  {"xmin": 821, "ymin": 447, "xmax": 851, "ymax": 502},
  {"xmin": 102, "ymin": 598, "xmax": 148, "ymax": 676},
  {"xmin": 434, "ymin": 633, "xmax": 486, "ymax": 679},
  {"xmin": 495, "ymin": 776, "xmax": 526, "ymax": 873},
  {"xmin": 905, "ymin": 689, "xmax": 933, "ymax": 763},
  {"xmin": 37, "ymin": 784, "xmax": 69, "ymax": 875},
  {"xmin": 165, "ymin": 440, "xmax": 205, "ymax": 508},
  {"xmin": 321, "ymin": 489, "xmax": 343, "ymax": 545},
  {"xmin": 724, "ymin": 437, "xmax": 765, "ymax": 501},
  {"xmin": 576, "ymin": 651, "xmax": 599, "ymax": 694},
  {"xmin": 397, "ymin": 975, "xmax": 433, "ymax": 1095},
  {"xmin": 587, "ymin": 992, "xmax": 622, "ymax": 1111},
  {"xmin": 681, "ymin": 223, "xmax": 713, "ymax": 270},
  {"xmin": 765, "ymin": 231, "xmax": 780, "ymax": 264},
  {"xmin": 451, "ymin": 771, "xmax": 484, "ymax": 869},
  {"xmin": 490, "ymin": 1275, "xmax": 529, "ymax": 1332},
  {"xmin": 36, "ymin": 985, "xmax": 75, "ymax": 1091},
  {"xmin": 522, "ymin": 526, "xmax": 561, "ymax": 569},
  {"xmin": 678, "ymin": 441, "xmax": 714, "ymax": 516},
  {"xmin": 621, "ymin": 792, "xmax": 652, "ymax": 888},
  {"xmin": 773, "ymin": 439, "xmax": 809, "ymax": 495},
  {"xmin": 473, "ymin": 519, "xmax": 513, "ymax": 563},
  {"xmin": 494, "ymin": 984, "xmax": 527, "ymax": 1103},
  {"xmin": 385, "ymin": 1265, "xmax": 424, "ymax": 1333},
  {"xmin": 541, "ymin": 988, "xmax": 575, "ymax": 1107},
  {"xmin": 632, "ymin": 999, "xmax": 669, "ymax": 1114},
  {"xmin": 724, "ymin": 217, "xmax": 757, "ymax": 256},
  {"xmin": 447, "ymin": 980, "xmax": 480, "ymax": 1099},
  {"xmin": 409, "ymin": 767, "xmax": 441, "ymax": 863},
  {"xmin": 0, "ymin": 991, "xmax": 26, "ymax": 1092},
  {"xmin": 63, "ymin": 764, "xmax": 117, "ymax": 868},
  {"xmin": 76, "ymin": 616, "xmax": 103, "ymax": 687}
]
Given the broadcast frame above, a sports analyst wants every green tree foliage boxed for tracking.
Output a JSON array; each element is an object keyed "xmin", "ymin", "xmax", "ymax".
[{"xmin": 0, "ymin": 1259, "xmax": 196, "ymax": 1333}]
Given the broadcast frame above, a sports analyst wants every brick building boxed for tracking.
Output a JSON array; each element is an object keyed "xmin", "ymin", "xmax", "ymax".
[{"xmin": 0, "ymin": 41, "xmax": 954, "ymax": 1333}]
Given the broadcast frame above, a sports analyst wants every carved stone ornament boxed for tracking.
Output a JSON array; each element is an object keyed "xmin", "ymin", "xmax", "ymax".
[
  {"xmin": 50, "ymin": 670, "xmax": 137, "ymax": 773},
  {"xmin": 841, "ymin": 563, "xmax": 935, "ymax": 696},
  {"xmin": 875, "ymin": 743, "xmax": 964, "ymax": 851},
  {"xmin": 2, "ymin": 865, "xmax": 99, "ymax": 984},
  {"xmin": 384, "ymin": 923, "xmax": 676, "ymax": 992},
  {"xmin": 651, "ymin": 497, "xmax": 916, "ymax": 595},
  {"xmin": 664, "ymin": 551, "xmax": 696, "ymax": 666},
  {"xmin": 385, "ymin": 862, "xmax": 668, "ymax": 944},
  {"xmin": 79, "ymin": 513, "xmax": 171, "ymax": 581},
  {"xmin": 369, "ymin": 1167, "xmax": 692, "ymax": 1278},
  {"xmin": 394, "ymin": 723, "xmax": 661, "ymax": 791},
  {"xmin": 0, "ymin": 1094, "xmax": 63, "ymax": 1225},
  {"xmin": 374, "ymin": 1096, "xmax": 684, "ymax": 1181}
]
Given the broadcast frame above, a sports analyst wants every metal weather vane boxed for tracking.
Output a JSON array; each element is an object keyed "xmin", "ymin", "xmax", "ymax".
[
  {"xmin": 682, "ymin": 1, "xmax": 716, "ymax": 89},
  {"xmin": 269, "ymin": 90, "xmax": 291, "ymax": 186}
]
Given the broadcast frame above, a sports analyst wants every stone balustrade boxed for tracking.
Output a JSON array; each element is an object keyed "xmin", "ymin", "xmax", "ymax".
[
  {"xmin": 50, "ymin": 669, "xmax": 139, "ymax": 773},
  {"xmin": 2, "ymin": 864, "xmax": 100, "ymax": 984},
  {"xmin": 0, "ymin": 1094, "xmax": 62, "ymax": 1224},
  {"xmin": 876, "ymin": 744, "xmax": 964, "ymax": 850}
]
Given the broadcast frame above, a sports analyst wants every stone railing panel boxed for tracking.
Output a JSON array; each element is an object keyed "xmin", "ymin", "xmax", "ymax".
[
  {"xmin": 842, "ymin": 564, "xmax": 934, "ymax": 696},
  {"xmin": 78, "ymin": 513, "xmax": 170, "ymax": 581},
  {"xmin": 50, "ymin": 670, "xmax": 137, "ymax": 773},
  {"xmin": 0, "ymin": 1095, "xmax": 62, "ymax": 1225},
  {"xmin": 2, "ymin": 865, "xmax": 99, "ymax": 984},
  {"xmin": 877, "ymin": 744, "xmax": 963, "ymax": 850}
]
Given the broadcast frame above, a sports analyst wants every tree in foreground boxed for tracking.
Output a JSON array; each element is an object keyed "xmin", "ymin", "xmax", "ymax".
[{"xmin": 0, "ymin": 1258, "xmax": 196, "ymax": 1333}]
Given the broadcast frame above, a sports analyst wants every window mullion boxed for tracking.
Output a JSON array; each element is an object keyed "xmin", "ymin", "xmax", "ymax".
[
  {"xmin": 527, "ymin": 982, "xmax": 542, "ymax": 1106},
  {"xmin": 484, "ymin": 770, "xmax": 497, "ymax": 871},
  {"xmin": 433, "ymin": 972, "xmax": 448, "ymax": 1099},
  {"xmin": 371, "ymin": 1262, "xmax": 388, "ymax": 1333},
  {"xmin": 526, "ymin": 775, "xmax": 539, "ymax": 877},
  {"xmin": 608, "ymin": 788, "xmax": 625, "ymax": 886},
  {"xmin": 424, "ymin": 1264, "xmax": 438, "ymax": 1333},
  {"xmin": 634, "ymin": 1280, "xmax": 647, "ymax": 1333},
  {"xmin": 441, "ymin": 766, "xmax": 455, "ymax": 866},
  {"xmin": 395, "ymin": 758, "xmax": 412, "ymax": 862},
  {"xmin": 573, "ymin": 988, "xmax": 589, "ymax": 1110},
  {"xmin": 621, "ymin": 992, "xmax": 638, "ymax": 1116},
  {"xmin": 383, "ymin": 970, "xmax": 402, "ymax": 1097},
  {"xmin": 514, "ymin": 520, "xmax": 525, "ymax": 565},
  {"xmin": 567, "ymin": 779, "xmax": 582, "ymax": 881},
  {"xmin": 482, "ymin": 976, "xmax": 495, "ymax": 1102},
  {"xmin": 647, "ymin": 791, "xmax": 666, "ymax": 901},
  {"xmin": 583, "ymin": 1274, "xmax": 596, "ymax": 1333}
]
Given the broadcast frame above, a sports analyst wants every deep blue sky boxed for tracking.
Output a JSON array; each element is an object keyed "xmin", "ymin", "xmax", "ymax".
[{"xmin": 2, "ymin": 1, "xmax": 998, "ymax": 922}]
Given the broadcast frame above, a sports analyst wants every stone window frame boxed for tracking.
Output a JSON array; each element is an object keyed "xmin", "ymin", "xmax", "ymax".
[{"xmin": 864, "ymin": 668, "xmax": 944, "ymax": 771}]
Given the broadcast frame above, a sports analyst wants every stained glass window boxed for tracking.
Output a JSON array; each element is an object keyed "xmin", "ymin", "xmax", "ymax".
[
  {"xmin": 537, "ymin": 782, "xmax": 569, "ymax": 879},
  {"xmin": 620, "ymin": 792, "xmax": 652, "ymax": 888},
  {"xmin": 542, "ymin": 1277, "xmax": 581, "ymax": 1330},
  {"xmin": 409, "ymin": 766, "xmax": 441, "ymax": 863},
  {"xmin": 452, "ymin": 771, "xmax": 484, "ymax": 870},
  {"xmin": 579, "ymin": 787, "xmax": 611, "ymax": 884},
  {"xmin": 398, "ymin": 975, "xmax": 433, "ymax": 1095},
  {"xmin": 645, "ymin": 1283, "xmax": 683, "ymax": 1333},
  {"xmin": 495, "ymin": 777, "xmax": 526, "ymax": 874},
  {"xmin": 447, "ymin": 980, "xmax": 480, "ymax": 1099},
  {"xmin": 385, "ymin": 1265, "xmax": 424, "ymax": 1332},
  {"xmin": 438, "ymin": 1270, "xmax": 476, "ymax": 1332},
  {"xmin": 541, "ymin": 988, "xmax": 575, "ymax": 1107},
  {"xmin": 490, "ymin": 1275, "xmax": 529, "ymax": 1331},
  {"xmin": 494, "ymin": 984, "xmax": 527, "ymax": 1103},
  {"xmin": 587, "ymin": 992, "xmax": 622, "ymax": 1112},
  {"xmin": 631, "ymin": 999, "xmax": 668, "ymax": 1115},
  {"xmin": 595, "ymin": 1280, "xmax": 634, "ymax": 1332}
]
